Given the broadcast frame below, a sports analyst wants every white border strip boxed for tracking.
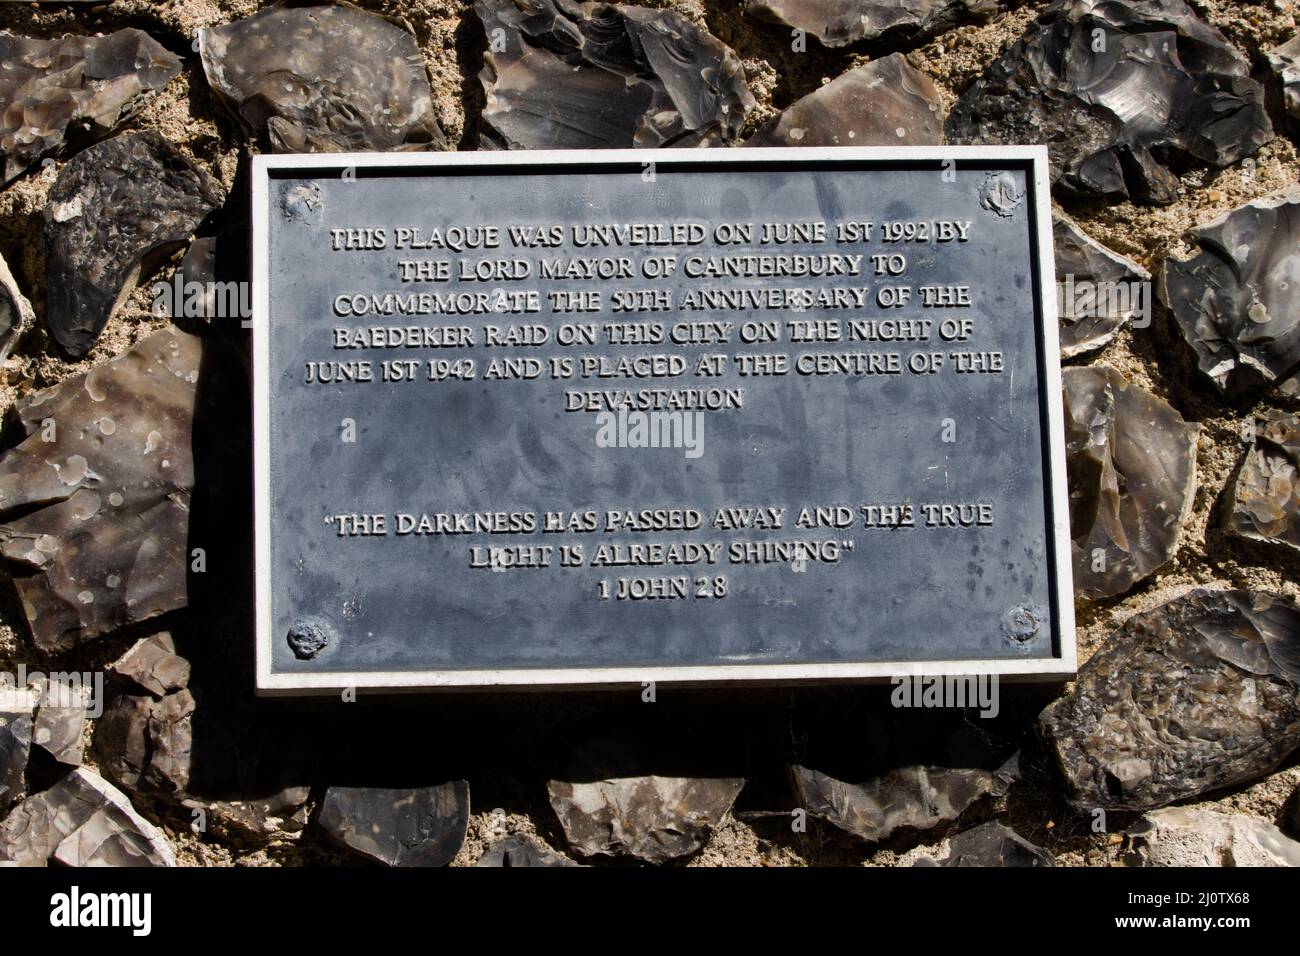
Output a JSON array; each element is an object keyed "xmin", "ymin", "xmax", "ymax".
[{"xmin": 252, "ymin": 146, "xmax": 1075, "ymax": 694}]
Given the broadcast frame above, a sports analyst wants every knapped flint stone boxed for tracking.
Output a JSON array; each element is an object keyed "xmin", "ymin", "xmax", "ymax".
[
  {"xmin": 0, "ymin": 250, "xmax": 34, "ymax": 364},
  {"xmin": 1157, "ymin": 191, "xmax": 1300, "ymax": 397},
  {"xmin": 198, "ymin": 4, "xmax": 444, "ymax": 153},
  {"xmin": 1039, "ymin": 588, "xmax": 1300, "ymax": 811},
  {"xmin": 192, "ymin": 787, "xmax": 311, "ymax": 844},
  {"xmin": 476, "ymin": 834, "xmax": 583, "ymax": 867},
  {"xmin": 1052, "ymin": 215, "xmax": 1151, "ymax": 359},
  {"xmin": 475, "ymin": 0, "xmax": 754, "ymax": 150},
  {"xmin": 744, "ymin": 0, "xmax": 1006, "ymax": 48},
  {"xmin": 1226, "ymin": 410, "xmax": 1300, "ymax": 554},
  {"xmin": 32, "ymin": 678, "xmax": 86, "ymax": 766},
  {"xmin": 0, "ymin": 328, "xmax": 209, "ymax": 652},
  {"xmin": 945, "ymin": 0, "xmax": 1271, "ymax": 205},
  {"xmin": 1124, "ymin": 807, "xmax": 1300, "ymax": 866},
  {"xmin": 94, "ymin": 688, "xmax": 193, "ymax": 798},
  {"xmin": 174, "ymin": 238, "xmax": 220, "ymax": 322},
  {"xmin": 0, "ymin": 30, "xmax": 181, "ymax": 185},
  {"xmin": 44, "ymin": 131, "xmax": 222, "ymax": 357},
  {"xmin": 316, "ymin": 782, "xmax": 470, "ymax": 867},
  {"xmin": 1265, "ymin": 36, "xmax": 1299, "ymax": 137},
  {"xmin": 0, "ymin": 691, "xmax": 35, "ymax": 809},
  {"xmin": 93, "ymin": 694, "xmax": 152, "ymax": 792},
  {"xmin": 0, "ymin": 766, "xmax": 175, "ymax": 866},
  {"xmin": 1063, "ymin": 366, "xmax": 1197, "ymax": 599},
  {"xmin": 746, "ymin": 55, "xmax": 942, "ymax": 148},
  {"xmin": 793, "ymin": 755, "xmax": 1019, "ymax": 844},
  {"xmin": 547, "ymin": 771, "xmax": 744, "ymax": 863},
  {"xmin": 144, "ymin": 689, "xmax": 194, "ymax": 797},
  {"xmin": 110, "ymin": 632, "xmax": 191, "ymax": 698},
  {"xmin": 0, "ymin": 722, "xmax": 30, "ymax": 809},
  {"xmin": 937, "ymin": 821, "xmax": 1054, "ymax": 866}
]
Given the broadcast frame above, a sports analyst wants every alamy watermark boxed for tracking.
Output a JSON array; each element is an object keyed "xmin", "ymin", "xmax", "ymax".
[
  {"xmin": 50, "ymin": 886, "xmax": 151, "ymax": 936},
  {"xmin": 890, "ymin": 673, "xmax": 999, "ymax": 718},
  {"xmin": 1057, "ymin": 273, "xmax": 1150, "ymax": 328},
  {"xmin": 595, "ymin": 408, "xmax": 704, "ymax": 459},
  {"xmin": 0, "ymin": 665, "xmax": 104, "ymax": 718},
  {"xmin": 151, "ymin": 273, "xmax": 253, "ymax": 327}
]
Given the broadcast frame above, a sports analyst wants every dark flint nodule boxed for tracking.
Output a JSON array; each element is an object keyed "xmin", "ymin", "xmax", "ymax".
[
  {"xmin": 0, "ymin": 698, "xmax": 33, "ymax": 810},
  {"xmin": 0, "ymin": 29, "xmax": 181, "ymax": 185},
  {"xmin": 43, "ymin": 131, "xmax": 222, "ymax": 357},
  {"xmin": 476, "ymin": 834, "xmax": 582, "ymax": 867},
  {"xmin": 1039, "ymin": 588, "xmax": 1300, "ymax": 810},
  {"xmin": 316, "ymin": 781, "xmax": 470, "ymax": 867},
  {"xmin": 546, "ymin": 732, "xmax": 745, "ymax": 863},
  {"xmin": 0, "ymin": 329, "xmax": 212, "ymax": 652},
  {"xmin": 794, "ymin": 757, "xmax": 1020, "ymax": 844},
  {"xmin": 1158, "ymin": 190, "xmax": 1300, "ymax": 398},
  {"xmin": 0, "ymin": 766, "xmax": 175, "ymax": 866},
  {"xmin": 936, "ymin": 822, "xmax": 1055, "ymax": 867},
  {"xmin": 1062, "ymin": 365, "xmax": 1197, "ymax": 600},
  {"xmin": 1225, "ymin": 410, "xmax": 1300, "ymax": 555},
  {"xmin": 475, "ymin": 0, "xmax": 754, "ymax": 150},
  {"xmin": 1265, "ymin": 36, "xmax": 1299, "ymax": 138},
  {"xmin": 745, "ymin": 55, "xmax": 943, "ymax": 147},
  {"xmin": 744, "ymin": 0, "xmax": 1008, "ymax": 48},
  {"xmin": 109, "ymin": 632, "xmax": 192, "ymax": 698},
  {"xmin": 0, "ymin": 250, "xmax": 33, "ymax": 364},
  {"xmin": 1052, "ymin": 215, "xmax": 1151, "ymax": 359},
  {"xmin": 199, "ymin": 4, "xmax": 446, "ymax": 153},
  {"xmin": 946, "ymin": 0, "xmax": 1271, "ymax": 204}
]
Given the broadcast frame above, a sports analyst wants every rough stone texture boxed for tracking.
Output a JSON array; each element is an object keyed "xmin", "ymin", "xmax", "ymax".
[
  {"xmin": 0, "ymin": 690, "xmax": 34, "ymax": 810},
  {"xmin": 190, "ymin": 787, "xmax": 311, "ymax": 844},
  {"xmin": 794, "ymin": 755, "xmax": 1018, "ymax": 844},
  {"xmin": 0, "ymin": 250, "xmax": 32, "ymax": 364},
  {"xmin": 109, "ymin": 632, "xmax": 191, "ymax": 698},
  {"xmin": 32, "ymin": 677, "xmax": 86, "ymax": 766},
  {"xmin": 316, "ymin": 782, "xmax": 470, "ymax": 867},
  {"xmin": 1158, "ymin": 190, "xmax": 1299, "ymax": 397},
  {"xmin": 0, "ymin": 720, "xmax": 29, "ymax": 809},
  {"xmin": 93, "ymin": 693, "xmax": 152, "ymax": 792},
  {"xmin": 1040, "ymin": 589, "xmax": 1300, "ymax": 811},
  {"xmin": 0, "ymin": 328, "xmax": 211, "ymax": 652},
  {"xmin": 1063, "ymin": 365, "xmax": 1198, "ymax": 600},
  {"xmin": 930, "ymin": 821, "xmax": 1055, "ymax": 866},
  {"xmin": 1125, "ymin": 807, "xmax": 1300, "ymax": 866},
  {"xmin": 94, "ymin": 687, "xmax": 193, "ymax": 798},
  {"xmin": 746, "ymin": 54, "xmax": 943, "ymax": 147},
  {"xmin": 476, "ymin": 834, "xmax": 582, "ymax": 866},
  {"xmin": 1053, "ymin": 214, "xmax": 1152, "ymax": 359},
  {"xmin": 0, "ymin": 766, "xmax": 175, "ymax": 866},
  {"xmin": 143, "ymin": 689, "xmax": 194, "ymax": 797},
  {"xmin": 548, "ymin": 770, "xmax": 744, "ymax": 863},
  {"xmin": 1266, "ymin": 36, "xmax": 1299, "ymax": 138},
  {"xmin": 946, "ymin": 0, "xmax": 1272, "ymax": 204},
  {"xmin": 1226, "ymin": 410, "xmax": 1300, "ymax": 555},
  {"xmin": 199, "ymin": 4, "xmax": 445, "ymax": 153},
  {"xmin": 44, "ymin": 131, "xmax": 222, "ymax": 357},
  {"xmin": 744, "ymin": 0, "xmax": 1007, "ymax": 48},
  {"xmin": 476, "ymin": 0, "xmax": 754, "ymax": 149},
  {"xmin": 0, "ymin": 29, "xmax": 181, "ymax": 185}
]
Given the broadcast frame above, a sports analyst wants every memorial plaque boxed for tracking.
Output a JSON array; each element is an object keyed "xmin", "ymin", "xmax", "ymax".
[{"xmin": 252, "ymin": 148, "xmax": 1075, "ymax": 693}]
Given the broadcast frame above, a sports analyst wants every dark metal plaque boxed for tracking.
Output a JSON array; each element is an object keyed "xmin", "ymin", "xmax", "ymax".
[{"xmin": 253, "ymin": 148, "xmax": 1075, "ymax": 693}]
